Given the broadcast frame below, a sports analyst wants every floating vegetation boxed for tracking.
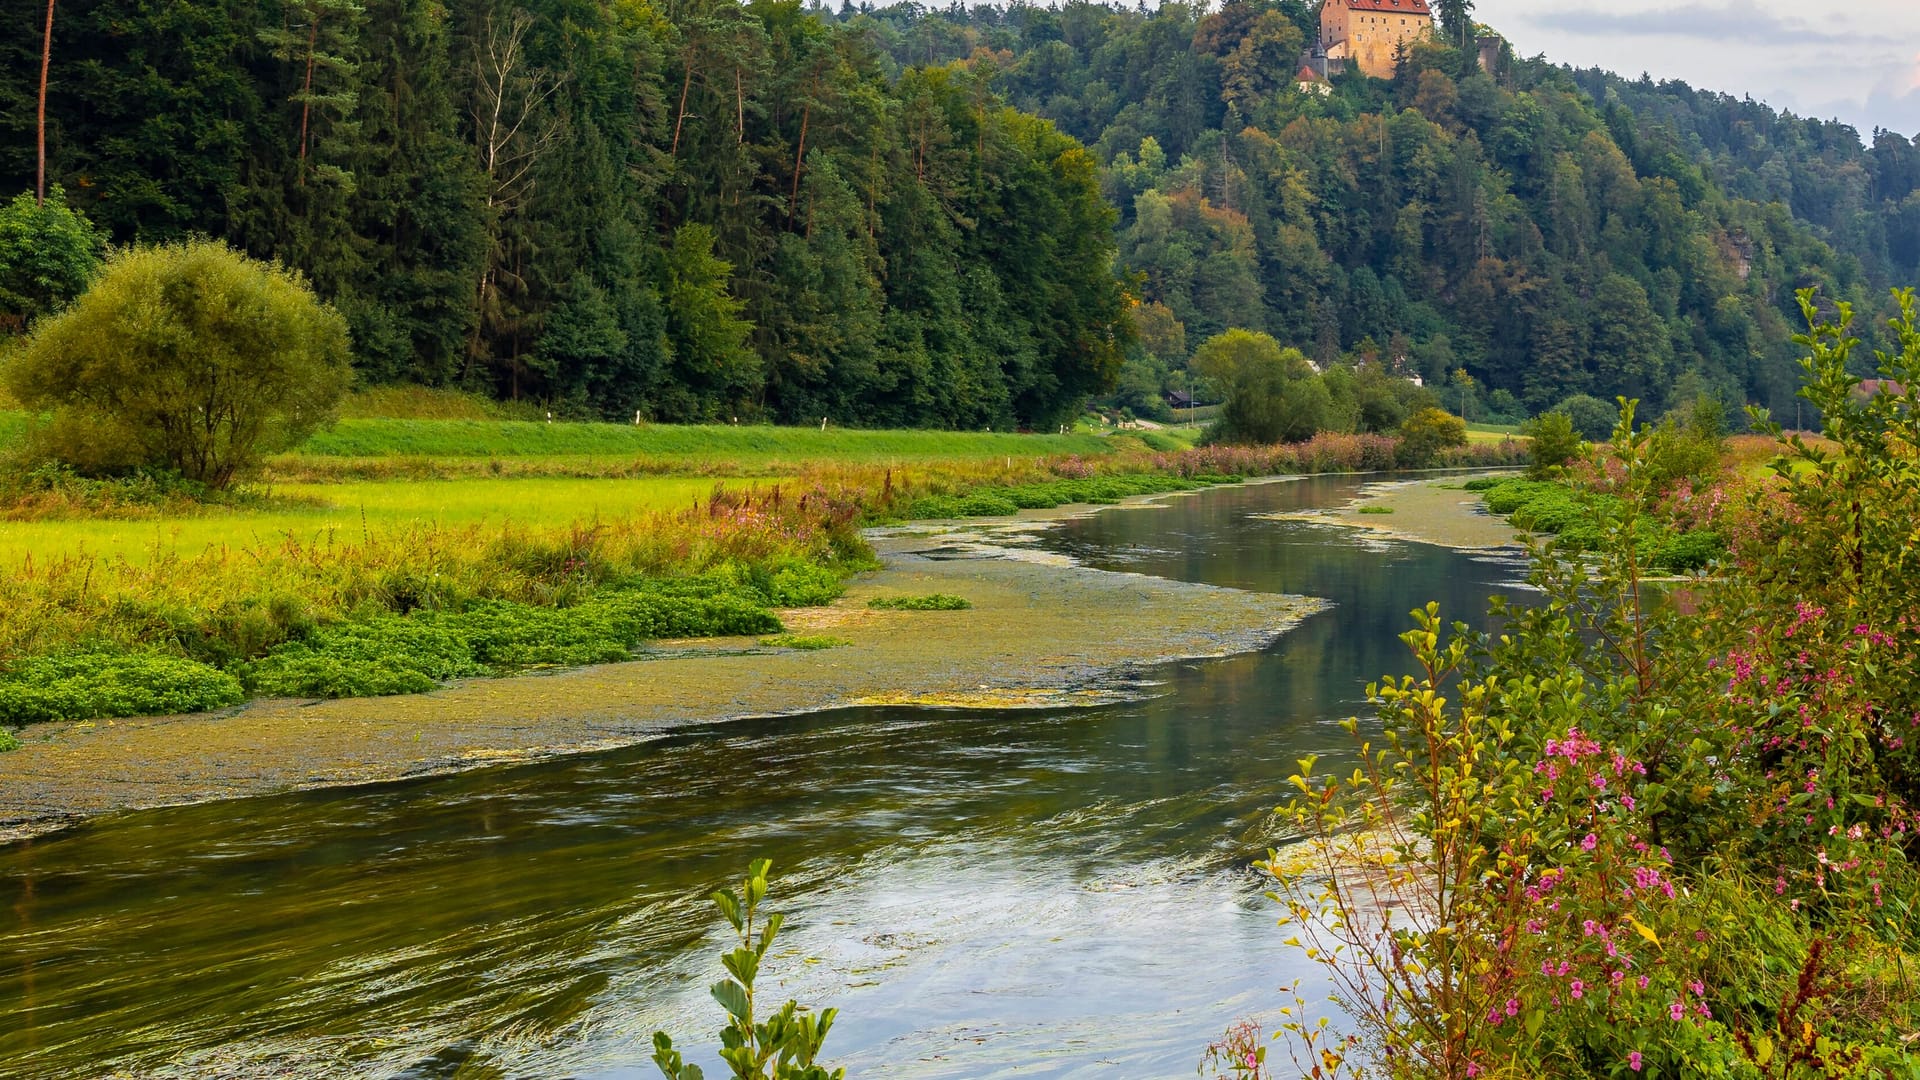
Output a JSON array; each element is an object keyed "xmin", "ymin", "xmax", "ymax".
[{"xmin": 866, "ymin": 594, "xmax": 972, "ymax": 611}]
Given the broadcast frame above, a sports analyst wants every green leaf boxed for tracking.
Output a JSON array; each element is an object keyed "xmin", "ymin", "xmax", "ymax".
[{"xmin": 711, "ymin": 978, "xmax": 752, "ymax": 1022}]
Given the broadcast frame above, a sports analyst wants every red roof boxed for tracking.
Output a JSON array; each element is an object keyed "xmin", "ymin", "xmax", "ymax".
[
  {"xmin": 1340, "ymin": 0, "xmax": 1432, "ymax": 13},
  {"xmin": 1297, "ymin": 65, "xmax": 1325, "ymax": 82}
]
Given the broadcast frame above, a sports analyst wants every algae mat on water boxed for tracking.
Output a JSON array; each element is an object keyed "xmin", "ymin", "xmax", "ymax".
[{"xmin": 0, "ymin": 526, "xmax": 1326, "ymax": 841}]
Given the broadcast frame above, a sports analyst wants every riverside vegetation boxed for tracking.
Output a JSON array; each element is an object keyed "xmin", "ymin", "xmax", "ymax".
[
  {"xmin": 0, "ymin": 412, "xmax": 1525, "ymax": 729},
  {"xmin": 1252, "ymin": 292, "xmax": 1920, "ymax": 1079}
]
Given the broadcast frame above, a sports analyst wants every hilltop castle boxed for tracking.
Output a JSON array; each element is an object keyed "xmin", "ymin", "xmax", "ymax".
[{"xmin": 1318, "ymin": 0, "xmax": 1433, "ymax": 79}]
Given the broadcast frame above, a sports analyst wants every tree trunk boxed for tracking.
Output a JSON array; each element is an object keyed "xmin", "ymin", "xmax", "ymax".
[
  {"xmin": 670, "ymin": 64, "xmax": 692, "ymax": 156},
  {"xmin": 297, "ymin": 13, "xmax": 319, "ymax": 183},
  {"xmin": 787, "ymin": 100, "xmax": 809, "ymax": 228},
  {"xmin": 37, "ymin": 0, "xmax": 55, "ymax": 206}
]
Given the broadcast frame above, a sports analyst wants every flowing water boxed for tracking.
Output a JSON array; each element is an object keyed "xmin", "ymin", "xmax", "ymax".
[{"xmin": 0, "ymin": 475, "xmax": 1530, "ymax": 1079}]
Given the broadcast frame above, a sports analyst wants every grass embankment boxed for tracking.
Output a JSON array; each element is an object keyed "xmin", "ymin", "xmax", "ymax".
[{"xmin": 0, "ymin": 415, "xmax": 1528, "ymax": 729}]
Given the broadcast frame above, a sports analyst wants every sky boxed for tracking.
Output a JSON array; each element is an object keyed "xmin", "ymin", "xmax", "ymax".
[{"xmin": 1473, "ymin": 0, "xmax": 1920, "ymax": 139}]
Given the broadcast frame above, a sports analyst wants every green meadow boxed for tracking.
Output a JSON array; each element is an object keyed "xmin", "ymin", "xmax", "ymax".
[{"xmin": 0, "ymin": 406, "xmax": 1124, "ymax": 565}]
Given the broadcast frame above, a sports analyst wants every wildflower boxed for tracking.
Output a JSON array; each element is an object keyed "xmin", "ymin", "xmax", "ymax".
[
  {"xmin": 1506, "ymin": 998, "xmax": 1520, "ymax": 1017},
  {"xmin": 1580, "ymin": 833, "xmax": 1598, "ymax": 852},
  {"xmin": 1668, "ymin": 1000, "xmax": 1685, "ymax": 1021},
  {"xmin": 1630, "ymin": 1051, "xmax": 1644, "ymax": 1072},
  {"xmin": 1570, "ymin": 979, "xmax": 1585, "ymax": 1000}
]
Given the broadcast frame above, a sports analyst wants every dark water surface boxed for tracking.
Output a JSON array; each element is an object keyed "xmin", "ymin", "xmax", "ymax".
[{"xmin": 0, "ymin": 475, "xmax": 1528, "ymax": 1078}]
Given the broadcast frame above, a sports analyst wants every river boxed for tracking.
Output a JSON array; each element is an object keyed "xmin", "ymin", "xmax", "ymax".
[{"xmin": 0, "ymin": 474, "xmax": 1529, "ymax": 1078}]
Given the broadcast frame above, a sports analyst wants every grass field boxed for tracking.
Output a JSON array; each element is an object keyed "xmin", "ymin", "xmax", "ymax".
[
  {"xmin": 0, "ymin": 410, "xmax": 1129, "ymax": 564},
  {"xmin": 295, "ymin": 419, "xmax": 1112, "ymax": 462},
  {"xmin": 1464, "ymin": 422, "xmax": 1523, "ymax": 444},
  {"xmin": 0, "ymin": 476, "xmax": 737, "ymax": 565}
]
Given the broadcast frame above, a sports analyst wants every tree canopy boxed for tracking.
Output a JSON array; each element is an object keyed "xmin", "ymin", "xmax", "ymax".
[{"xmin": 4, "ymin": 241, "xmax": 351, "ymax": 486}]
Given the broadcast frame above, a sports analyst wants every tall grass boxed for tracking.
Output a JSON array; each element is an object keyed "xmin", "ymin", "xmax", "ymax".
[
  {"xmin": 0, "ymin": 487, "xmax": 869, "ymax": 660},
  {"xmin": 335, "ymin": 385, "xmax": 547, "ymax": 421}
]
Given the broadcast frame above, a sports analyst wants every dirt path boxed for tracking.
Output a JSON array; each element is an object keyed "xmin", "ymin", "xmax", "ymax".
[{"xmin": 0, "ymin": 517, "xmax": 1325, "ymax": 842}]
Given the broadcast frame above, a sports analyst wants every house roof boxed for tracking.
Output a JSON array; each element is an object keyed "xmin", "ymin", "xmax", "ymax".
[
  {"xmin": 1296, "ymin": 65, "xmax": 1325, "ymax": 82},
  {"xmin": 1337, "ymin": 0, "xmax": 1432, "ymax": 13}
]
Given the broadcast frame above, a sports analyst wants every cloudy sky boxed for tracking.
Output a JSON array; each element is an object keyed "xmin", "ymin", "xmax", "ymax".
[{"xmin": 1473, "ymin": 0, "xmax": 1920, "ymax": 139}]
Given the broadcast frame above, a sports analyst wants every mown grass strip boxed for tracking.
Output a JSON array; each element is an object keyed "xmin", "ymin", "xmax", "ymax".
[{"xmin": 296, "ymin": 419, "xmax": 1116, "ymax": 461}]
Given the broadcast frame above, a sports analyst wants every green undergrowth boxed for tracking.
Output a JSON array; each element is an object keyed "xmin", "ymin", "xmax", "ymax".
[
  {"xmin": 0, "ymin": 558, "xmax": 855, "ymax": 725},
  {"xmin": 1356, "ymin": 505, "xmax": 1394, "ymax": 515},
  {"xmin": 867, "ymin": 594, "xmax": 971, "ymax": 611},
  {"xmin": 0, "ymin": 649, "xmax": 247, "ymax": 724},
  {"xmin": 1469, "ymin": 476, "xmax": 1724, "ymax": 571},
  {"xmin": 896, "ymin": 471, "xmax": 1240, "ymax": 520},
  {"xmin": 0, "ymin": 573, "xmax": 801, "ymax": 720}
]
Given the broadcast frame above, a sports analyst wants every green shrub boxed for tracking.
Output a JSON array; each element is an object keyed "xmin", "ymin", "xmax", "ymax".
[
  {"xmin": 4, "ymin": 239, "xmax": 351, "ymax": 487},
  {"xmin": 0, "ymin": 649, "xmax": 244, "ymax": 722},
  {"xmin": 430, "ymin": 600, "xmax": 634, "ymax": 670},
  {"xmin": 1395, "ymin": 408, "xmax": 1468, "ymax": 467},
  {"xmin": 867, "ymin": 594, "xmax": 972, "ymax": 610},
  {"xmin": 956, "ymin": 493, "xmax": 1020, "ymax": 516},
  {"xmin": 1356, "ymin": 505, "xmax": 1394, "ymax": 515},
  {"xmin": 0, "ymin": 728, "xmax": 17, "ymax": 752},
  {"xmin": 760, "ymin": 634, "xmax": 850, "ymax": 650},
  {"xmin": 1521, "ymin": 410, "xmax": 1582, "ymax": 478},
  {"xmin": 753, "ymin": 560, "xmax": 845, "ymax": 607},
  {"xmin": 1461, "ymin": 476, "xmax": 1507, "ymax": 491},
  {"xmin": 589, "ymin": 587, "xmax": 783, "ymax": 640},
  {"xmin": 1652, "ymin": 529, "xmax": 1724, "ymax": 572},
  {"xmin": 903, "ymin": 495, "xmax": 964, "ymax": 519},
  {"xmin": 0, "ymin": 187, "xmax": 105, "ymax": 326},
  {"xmin": 247, "ymin": 618, "xmax": 482, "ymax": 698},
  {"xmin": 1552, "ymin": 393, "xmax": 1619, "ymax": 441}
]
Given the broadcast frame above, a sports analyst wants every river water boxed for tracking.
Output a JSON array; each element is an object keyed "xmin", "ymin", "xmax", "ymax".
[{"xmin": 0, "ymin": 475, "xmax": 1529, "ymax": 1079}]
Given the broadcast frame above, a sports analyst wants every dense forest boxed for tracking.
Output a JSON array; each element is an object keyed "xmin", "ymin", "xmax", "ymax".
[
  {"xmin": 0, "ymin": 0, "xmax": 1129, "ymax": 428},
  {"xmin": 3, "ymin": 0, "xmax": 1917, "ymax": 427},
  {"xmin": 840, "ymin": 1, "xmax": 1920, "ymax": 422}
]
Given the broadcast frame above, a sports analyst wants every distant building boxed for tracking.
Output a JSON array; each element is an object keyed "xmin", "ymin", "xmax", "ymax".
[
  {"xmin": 1295, "ymin": 64, "xmax": 1332, "ymax": 96},
  {"xmin": 1318, "ymin": 0, "xmax": 1433, "ymax": 80}
]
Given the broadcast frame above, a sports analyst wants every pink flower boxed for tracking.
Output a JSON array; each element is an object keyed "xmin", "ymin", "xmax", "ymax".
[
  {"xmin": 1630, "ymin": 1051, "xmax": 1644, "ymax": 1071},
  {"xmin": 1580, "ymin": 833, "xmax": 1599, "ymax": 851},
  {"xmin": 1570, "ymin": 979, "xmax": 1585, "ymax": 999},
  {"xmin": 1669, "ymin": 1000, "xmax": 1685, "ymax": 1021},
  {"xmin": 1506, "ymin": 998, "xmax": 1520, "ymax": 1017}
]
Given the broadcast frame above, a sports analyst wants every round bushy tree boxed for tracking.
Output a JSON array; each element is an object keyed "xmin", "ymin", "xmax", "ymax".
[
  {"xmin": 4, "ymin": 240, "xmax": 351, "ymax": 486},
  {"xmin": 1552, "ymin": 393, "xmax": 1619, "ymax": 441},
  {"xmin": 1396, "ymin": 407, "xmax": 1467, "ymax": 467},
  {"xmin": 1191, "ymin": 328, "xmax": 1329, "ymax": 444}
]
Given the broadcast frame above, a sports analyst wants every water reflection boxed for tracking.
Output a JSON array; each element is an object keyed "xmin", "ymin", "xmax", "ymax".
[{"xmin": 0, "ymin": 475, "xmax": 1527, "ymax": 1078}]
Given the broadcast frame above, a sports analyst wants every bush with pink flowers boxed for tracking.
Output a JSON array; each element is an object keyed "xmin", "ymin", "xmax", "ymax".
[{"xmin": 1259, "ymin": 290, "xmax": 1920, "ymax": 1080}]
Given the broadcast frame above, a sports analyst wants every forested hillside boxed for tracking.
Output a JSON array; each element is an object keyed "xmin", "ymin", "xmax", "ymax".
[
  {"xmin": 6, "ymin": 0, "xmax": 1917, "ymax": 427},
  {"xmin": 0, "ymin": 0, "xmax": 1128, "ymax": 428},
  {"xmin": 839, "ymin": 1, "xmax": 1920, "ymax": 421}
]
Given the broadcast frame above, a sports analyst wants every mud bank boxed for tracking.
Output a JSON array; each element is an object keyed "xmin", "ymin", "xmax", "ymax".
[
  {"xmin": 1260, "ymin": 472, "xmax": 1527, "ymax": 551},
  {"xmin": 0, "ymin": 516, "xmax": 1325, "ymax": 842}
]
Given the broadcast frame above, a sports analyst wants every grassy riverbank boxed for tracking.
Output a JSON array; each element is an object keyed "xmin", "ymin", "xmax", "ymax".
[{"xmin": 0, "ymin": 411, "xmax": 1527, "ymax": 728}]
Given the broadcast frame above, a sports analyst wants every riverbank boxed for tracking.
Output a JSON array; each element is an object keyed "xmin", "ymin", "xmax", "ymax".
[
  {"xmin": 0, "ymin": 519, "xmax": 1325, "ymax": 842},
  {"xmin": 1258, "ymin": 471, "xmax": 1527, "ymax": 550}
]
